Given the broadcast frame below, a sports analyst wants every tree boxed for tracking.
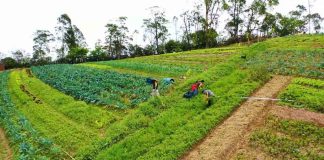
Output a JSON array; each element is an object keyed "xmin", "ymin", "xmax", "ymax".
[
  {"xmin": 89, "ymin": 40, "xmax": 107, "ymax": 61},
  {"xmin": 244, "ymin": 0, "xmax": 279, "ymax": 41},
  {"xmin": 307, "ymin": 13, "xmax": 323, "ymax": 33},
  {"xmin": 260, "ymin": 12, "xmax": 277, "ymax": 36},
  {"xmin": 225, "ymin": 0, "xmax": 247, "ymax": 41},
  {"xmin": 0, "ymin": 57, "xmax": 18, "ymax": 69},
  {"xmin": 105, "ymin": 17, "xmax": 130, "ymax": 59},
  {"xmin": 180, "ymin": 10, "xmax": 193, "ymax": 50},
  {"xmin": 66, "ymin": 47, "xmax": 88, "ymax": 63},
  {"xmin": 274, "ymin": 5, "xmax": 308, "ymax": 37},
  {"xmin": 32, "ymin": 30, "xmax": 54, "ymax": 62},
  {"xmin": 55, "ymin": 14, "xmax": 87, "ymax": 59},
  {"xmin": 173, "ymin": 16, "xmax": 179, "ymax": 41},
  {"xmin": 11, "ymin": 50, "xmax": 24, "ymax": 63},
  {"xmin": 165, "ymin": 40, "xmax": 182, "ymax": 53},
  {"xmin": 191, "ymin": 29, "xmax": 218, "ymax": 49},
  {"xmin": 128, "ymin": 44, "xmax": 144, "ymax": 57},
  {"xmin": 203, "ymin": 0, "xmax": 224, "ymax": 48},
  {"xmin": 143, "ymin": 6, "xmax": 169, "ymax": 54}
]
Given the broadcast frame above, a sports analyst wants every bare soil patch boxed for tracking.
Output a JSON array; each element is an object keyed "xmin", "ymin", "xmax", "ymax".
[
  {"xmin": 269, "ymin": 105, "xmax": 324, "ymax": 127},
  {"xmin": 0, "ymin": 128, "xmax": 13, "ymax": 160}
]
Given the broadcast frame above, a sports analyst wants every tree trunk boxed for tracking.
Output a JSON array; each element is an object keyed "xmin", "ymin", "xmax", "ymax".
[
  {"xmin": 155, "ymin": 22, "xmax": 159, "ymax": 54},
  {"xmin": 205, "ymin": 4, "xmax": 209, "ymax": 48}
]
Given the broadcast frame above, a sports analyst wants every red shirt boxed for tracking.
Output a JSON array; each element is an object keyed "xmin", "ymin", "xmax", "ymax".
[{"xmin": 191, "ymin": 84, "xmax": 198, "ymax": 91}]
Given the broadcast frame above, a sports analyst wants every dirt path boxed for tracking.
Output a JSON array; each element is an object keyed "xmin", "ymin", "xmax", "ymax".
[
  {"xmin": 269, "ymin": 105, "xmax": 324, "ymax": 127},
  {"xmin": 0, "ymin": 128, "xmax": 13, "ymax": 160},
  {"xmin": 182, "ymin": 75, "xmax": 292, "ymax": 160}
]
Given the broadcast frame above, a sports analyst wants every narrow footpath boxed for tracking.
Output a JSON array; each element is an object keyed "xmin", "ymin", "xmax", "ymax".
[{"xmin": 182, "ymin": 76, "xmax": 292, "ymax": 160}]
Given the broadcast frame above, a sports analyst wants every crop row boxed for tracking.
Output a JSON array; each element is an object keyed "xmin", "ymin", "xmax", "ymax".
[
  {"xmin": 249, "ymin": 116, "xmax": 323, "ymax": 159},
  {"xmin": 95, "ymin": 60, "xmax": 202, "ymax": 77},
  {"xmin": 32, "ymin": 64, "xmax": 170, "ymax": 108},
  {"xmin": 279, "ymin": 78, "xmax": 324, "ymax": 113},
  {"xmin": 292, "ymin": 77, "xmax": 324, "ymax": 89},
  {"xmin": 76, "ymin": 55, "xmax": 266, "ymax": 159},
  {"xmin": 0, "ymin": 71, "xmax": 62, "ymax": 159},
  {"xmin": 245, "ymin": 50, "xmax": 324, "ymax": 79},
  {"xmin": 8, "ymin": 70, "xmax": 101, "ymax": 156}
]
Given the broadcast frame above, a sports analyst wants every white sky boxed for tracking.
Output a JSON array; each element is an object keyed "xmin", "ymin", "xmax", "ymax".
[{"xmin": 0, "ymin": 0, "xmax": 323, "ymax": 57}]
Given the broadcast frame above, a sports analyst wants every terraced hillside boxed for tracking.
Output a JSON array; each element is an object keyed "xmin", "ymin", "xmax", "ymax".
[{"xmin": 0, "ymin": 35, "xmax": 323, "ymax": 159}]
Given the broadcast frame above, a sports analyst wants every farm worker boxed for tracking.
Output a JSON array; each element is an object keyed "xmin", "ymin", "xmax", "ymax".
[
  {"xmin": 202, "ymin": 89, "xmax": 215, "ymax": 107},
  {"xmin": 146, "ymin": 78, "xmax": 159, "ymax": 96},
  {"xmin": 146, "ymin": 78, "xmax": 154, "ymax": 84},
  {"xmin": 183, "ymin": 80, "xmax": 204, "ymax": 98},
  {"xmin": 192, "ymin": 80, "xmax": 204, "ymax": 96},
  {"xmin": 151, "ymin": 79, "xmax": 160, "ymax": 96},
  {"xmin": 162, "ymin": 78, "xmax": 175, "ymax": 85}
]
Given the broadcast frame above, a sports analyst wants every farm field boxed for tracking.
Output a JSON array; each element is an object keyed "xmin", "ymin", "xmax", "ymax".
[{"xmin": 0, "ymin": 35, "xmax": 323, "ymax": 159}]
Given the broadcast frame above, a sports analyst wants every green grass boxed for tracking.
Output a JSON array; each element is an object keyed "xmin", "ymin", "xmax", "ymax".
[
  {"xmin": 0, "ymin": 71, "xmax": 63, "ymax": 159},
  {"xmin": 89, "ymin": 47, "xmax": 240, "ymax": 78},
  {"xmin": 20, "ymin": 69, "xmax": 119, "ymax": 129},
  {"xmin": 279, "ymin": 77, "xmax": 324, "ymax": 113},
  {"xmin": 250, "ymin": 116, "xmax": 324, "ymax": 159},
  {"xmin": 1, "ymin": 35, "xmax": 324, "ymax": 159},
  {"xmin": 8, "ymin": 70, "xmax": 100, "ymax": 156},
  {"xmin": 86, "ymin": 54, "xmax": 266, "ymax": 159}
]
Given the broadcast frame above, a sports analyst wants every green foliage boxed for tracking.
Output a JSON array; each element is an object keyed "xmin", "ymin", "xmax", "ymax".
[
  {"xmin": 18, "ymin": 69, "xmax": 116, "ymax": 129},
  {"xmin": 143, "ymin": 6, "xmax": 169, "ymax": 54},
  {"xmin": 105, "ymin": 17, "xmax": 130, "ymax": 58},
  {"xmin": 0, "ymin": 71, "xmax": 63, "ymax": 159},
  {"xmin": 91, "ymin": 56, "xmax": 265, "ymax": 160},
  {"xmin": 279, "ymin": 78, "xmax": 324, "ymax": 113},
  {"xmin": 250, "ymin": 116, "xmax": 323, "ymax": 159},
  {"xmin": 96, "ymin": 60, "xmax": 201, "ymax": 77},
  {"xmin": 32, "ymin": 64, "xmax": 170, "ymax": 108},
  {"xmin": 245, "ymin": 49, "xmax": 324, "ymax": 79},
  {"xmin": 56, "ymin": 13, "xmax": 87, "ymax": 59},
  {"xmin": 0, "ymin": 57, "xmax": 18, "ymax": 69},
  {"xmin": 292, "ymin": 77, "xmax": 324, "ymax": 89},
  {"xmin": 66, "ymin": 46, "xmax": 89, "ymax": 63},
  {"xmin": 8, "ymin": 70, "xmax": 99, "ymax": 156},
  {"xmin": 32, "ymin": 30, "xmax": 54, "ymax": 62},
  {"xmin": 165, "ymin": 40, "xmax": 182, "ymax": 53}
]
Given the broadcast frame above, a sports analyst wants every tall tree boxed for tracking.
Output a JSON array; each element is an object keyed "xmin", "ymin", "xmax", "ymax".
[
  {"xmin": 32, "ymin": 30, "xmax": 54, "ymax": 61},
  {"xmin": 307, "ymin": 13, "xmax": 323, "ymax": 33},
  {"xmin": 244, "ymin": 0, "xmax": 279, "ymax": 41},
  {"xmin": 260, "ymin": 12, "xmax": 277, "ymax": 36},
  {"xmin": 274, "ymin": 5, "xmax": 308, "ymax": 36},
  {"xmin": 173, "ymin": 16, "xmax": 179, "ymax": 41},
  {"xmin": 55, "ymin": 14, "xmax": 87, "ymax": 59},
  {"xmin": 143, "ymin": 6, "xmax": 169, "ymax": 54},
  {"xmin": 180, "ymin": 10, "xmax": 193, "ymax": 50},
  {"xmin": 225, "ymin": 0, "xmax": 247, "ymax": 41},
  {"xmin": 203, "ymin": 0, "xmax": 224, "ymax": 48},
  {"xmin": 11, "ymin": 50, "xmax": 24, "ymax": 63},
  {"xmin": 105, "ymin": 17, "xmax": 130, "ymax": 58}
]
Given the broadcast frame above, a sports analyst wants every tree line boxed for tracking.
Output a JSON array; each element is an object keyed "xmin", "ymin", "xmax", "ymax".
[{"xmin": 1, "ymin": 0, "xmax": 323, "ymax": 69}]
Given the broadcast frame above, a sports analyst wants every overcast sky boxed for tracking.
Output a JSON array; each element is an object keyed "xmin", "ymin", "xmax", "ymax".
[{"xmin": 0, "ymin": 0, "xmax": 323, "ymax": 57}]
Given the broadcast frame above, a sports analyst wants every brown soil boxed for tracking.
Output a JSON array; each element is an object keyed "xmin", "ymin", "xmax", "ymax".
[
  {"xmin": 20, "ymin": 84, "xmax": 43, "ymax": 104},
  {"xmin": 232, "ymin": 106, "xmax": 324, "ymax": 160},
  {"xmin": 182, "ymin": 75, "xmax": 293, "ymax": 160},
  {"xmin": 0, "ymin": 128, "xmax": 13, "ymax": 160},
  {"xmin": 26, "ymin": 68, "xmax": 34, "ymax": 77},
  {"xmin": 269, "ymin": 105, "xmax": 324, "ymax": 127}
]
